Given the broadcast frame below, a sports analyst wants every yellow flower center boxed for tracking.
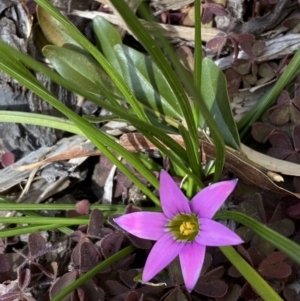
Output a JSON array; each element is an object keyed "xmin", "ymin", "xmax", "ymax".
[
  {"xmin": 179, "ymin": 221, "xmax": 196, "ymax": 236},
  {"xmin": 167, "ymin": 213, "xmax": 199, "ymax": 242}
]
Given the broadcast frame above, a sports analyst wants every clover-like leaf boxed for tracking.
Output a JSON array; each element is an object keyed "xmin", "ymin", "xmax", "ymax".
[
  {"xmin": 258, "ymin": 251, "xmax": 291, "ymax": 279},
  {"xmin": 251, "ymin": 122, "xmax": 277, "ymax": 143},
  {"xmin": 202, "ymin": 0, "xmax": 227, "ymax": 24}
]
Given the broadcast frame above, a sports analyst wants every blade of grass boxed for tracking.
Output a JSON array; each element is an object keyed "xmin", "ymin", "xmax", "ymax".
[
  {"xmin": 0, "ymin": 224, "xmax": 73, "ymax": 238},
  {"xmin": 0, "ymin": 216, "xmax": 89, "ymax": 225},
  {"xmin": 0, "ymin": 196, "xmax": 72, "ymax": 235},
  {"xmin": 193, "ymin": 0, "xmax": 202, "ymax": 126},
  {"xmin": 238, "ymin": 48, "xmax": 300, "ymax": 138},
  {"xmin": 0, "ymin": 111, "xmax": 83, "ymax": 135},
  {"xmin": 216, "ymin": 210, "xmax": 300, "ymax": 265},
  {"xmin": 109, "ymin": 0, "xmax": 226, "ymax": 181},
  {"xmin": 35, "ymin": 0, "xmax": 149, "ymax": 123},
  {"xmin": 50, "ymin": 245, "xmax": 135, "ymax": 301},
  {"xmin": 221, "ymin": 246, "xmax": 283, "ymax": 301},
  {"xmin": 0, "ymin": 55, "xmax": 160, "ymax": 205},
  {"xmin": 0, "ymin": 42, "xmax": 201, "ymax": 186}
]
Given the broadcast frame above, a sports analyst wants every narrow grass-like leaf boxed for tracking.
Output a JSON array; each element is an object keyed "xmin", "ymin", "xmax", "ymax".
[
  {"xmin": 0, "ymin": 196, "xmax": 72, "ymax": 235},
  {"xmin": 43, "ymin": 44, "xmax": 122, "ymax": 98},
  {"xmin": 50, "ymin": 246, "xmax": 135, "ymax": 301},
  {"xmin": 115, "ymin": 44, "xmax": 183, "ymax": 119},
  {"xmin": 201, "ymin": 58, "xmax": 240, "ymax": 150},
  {"xmin": 238, "ymin": 48, "xmax": 300, "ymax": 138},
  {"xmin": 0, "ymin": 224, "xmax": 72, "ymax": 238},
  {"xmin": 107, "ymin": 0, "xmax": 201, "ymax": 170},
  {"xmin": 178, "ymin": 124, "xmax": 202, "ymax": 179},
  {"xmin": 216, "ymin": 210, "xmax": 300, "ymax": 265},
  {"xmin": 0, "ymin": 111, "xmax": 82, "ymax": 135},
  {"xmin": 37, "ymin": 6, "xmax": 80, "ymax": 46},
  {"xmin": 221, "ymin": 246, "xmax": 283, "ymax": 301},
  {"xmin": 0, "ymin": 216, "xmax": 89, "ymax": 225},
  {"xmin": 36, "ymin": 0, "xmax": 148, "ymax": 122},
  {"xmin": 0, "ymin": 40, "xmax": 203, "ymax": 187},
  {"xmin": 0, "ymin": 201, "xmax": 126, "ymax": 212},
  {"xmin": 193, "ymin": 0, "xmax": 202, "ymax": 125},
  {"xmin": 108, "ymin": 0, "xmax": 226, "ymax": 181},
  {"xmin": 0, "ymin": 40, "xmax": 203, "ymax": 186},
  {"xmin": 93, "ymin": 16, "xmax": 123, "ymax": 74},
  {"xmin": 0, "ymin": 54, "xmax": 160, "ymax": 205}
]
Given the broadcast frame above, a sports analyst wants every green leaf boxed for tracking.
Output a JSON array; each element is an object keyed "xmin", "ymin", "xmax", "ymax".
[
  {"xmin": 42, "ymin": 44, "xmax": 121, "ymax": 97},
  {"xmin": 93, "ymin": 16, "xmax": 123, "ymax": 74},
  {"xmin": 107, "ymin": 0, "xmax": 225, "ymax": 182},
  {"xmin": 201, "ymin": 58, "xmax": 240, "ymax": 150},
  {"xmin": 178, "ymin": 124, "xmax": 202, "ymax": 179},
  {"xmin": 36, "ymin": 0, "xmax": 149, "ymax": 122},
  {"xmin": 0, "ymin": 50, "xmax": 160, "ymax": 206},
  {"xmin": 37, "ymin": 5, "xmax": 80, "ymax": 47},
  {"xmin": 114, "ymin": 44, "xmax": 183, "ymax": 119},
  {"xmin": 216, "ymin": 210, "xmax": 300, "ymax": 266},
  {"xmin": 221, "ymin": 246, "xmax": 283, "ymax": 301},
  {"xmin": 238, "ymin": 48, "xmax": 300, "ymax": 138}
]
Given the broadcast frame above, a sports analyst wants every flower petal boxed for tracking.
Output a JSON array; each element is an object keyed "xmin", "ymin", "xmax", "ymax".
[
  {"xmin": 190, "ymin": 179, "xmax": 238, "ymax": 218},
  {"xmin": 114, "ymin": 212, "xmax": 167, "ymax": 240},
  {"xmin": 142, "ymin": 232, "xmax": 184, "ymax": 282},
  {"xmin": 159, "ymin": 170, "xmax": 191, "ymax": 218},
  {"xmin": 179, "ymin": 242, "xmax": 206, "ymax": 292},
  {"xmin": 196, "ymin": 218, "xmax": 243, "ymax": 246}
]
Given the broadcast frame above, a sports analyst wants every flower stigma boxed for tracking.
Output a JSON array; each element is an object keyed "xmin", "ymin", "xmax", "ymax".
[{"xmin": 167, "ymin": 213, "xmax": 199, "ymax": 241}]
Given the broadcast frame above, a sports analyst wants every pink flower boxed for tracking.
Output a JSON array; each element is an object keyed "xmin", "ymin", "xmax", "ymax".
[{"xmin": 114, "ymin": 170, "xmax": 243, "ymax": 291}]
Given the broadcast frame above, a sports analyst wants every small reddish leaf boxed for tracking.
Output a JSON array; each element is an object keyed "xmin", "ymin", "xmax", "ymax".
[
  {"xmin": 237, "ymin": 194, "xmax": 266, "ymax": 222},
  {"xmin": 28, "ymin": 233, "xmax": 46, "ymax": 258},
  {"xmin": 269, "ymin": 106, "xmax": 290, "ymax": 125},
  {"xmin": 206, "ymin": 36, "xmax": 227, "ymax": 53},
  {"xmin": 165, "ymin": 288, "xmax": 189, "ymax": 301},
  {"xmin": 268, "ymin": 219, "xmax": 295, "ymax": 237},
  {"xmin": 232, "ymin": 59, "xmax": 251, "ymax": 76},
  {"xmin": 251, "ymin": 123, "xmax": 276, "ymax": 143},
  {"xmin": 287, "ymin": 201, "xmax": 300, "ymax": 218},
  {"xmin": 224, "ymin": 68, "xmax": 241, "ymax": 91},
  {"xmin": 195, "ymin": 280, "xmax": 228, "ymax": 297},
  {"xmin": 277, "ymin": 90, "xmax": 291, "ymax": 104},
  {"xmin": 80, "ymin": 242, "xmax": 101, "ymax": 273},
  {"xmin": 243, "ymin": 73, "xmax": 257, "ymax": 86},
  {"xmin": 258, "ymin": 252, "xmax": 291, "ymax": 279},
  {"xmin": 258, "ymin": 63, "xmax": 275, "ymax": 80},
  {"xmin": 87, "ymin": 209, "xmax": 112, "ymax": 239},
  {"xmin": 0, "ymin": 292, "xmax": 21, "ymax": 301},
  {"xmin": 18, "ymin": 269, "xmax": 31, "ymax": 291},
  {"xmin": 290, "ymin": 106, "xmax": 300, "ymax": 124},
  {"xmin": 50, "ymin": 271, "xmax": 77, "ymax": 300}
]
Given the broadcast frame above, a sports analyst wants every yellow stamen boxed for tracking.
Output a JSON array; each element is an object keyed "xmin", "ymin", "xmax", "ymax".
[{"xmin": 179, "ymin": 221, "xmax": 195, "ymax": 236}]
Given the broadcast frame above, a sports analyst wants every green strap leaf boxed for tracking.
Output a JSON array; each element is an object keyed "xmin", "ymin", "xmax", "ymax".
[
  {"xmin": 216, "ymin": 210, "xmax": 300, "ymax": 265},
  {"xmin": 42, "ymin": 44, "xmax": 122, "ymax": 98},
  {"xmin": 238, "ymin": 48, "xmax": 300, "ymax": 138},
  {"xmin": 221, "ymin": 246, "xmax": 283, "ymax": 301},
  {"xmin": 37, "ymin": 6, "xmax": 80, "ymax": 47},
  {"xmin": 93, "ymin": 16, "xmax": 123, "ymax": 74},
  {"xmin": 115, "ymin": 44, "xmax": 183, "ymax": 119},
  {"xmin": 201, "ymin": 58, "xmax": 240, "ymax": 150}
]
